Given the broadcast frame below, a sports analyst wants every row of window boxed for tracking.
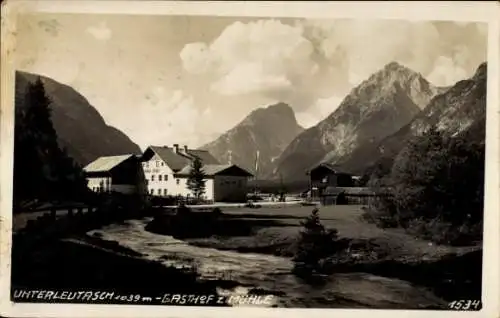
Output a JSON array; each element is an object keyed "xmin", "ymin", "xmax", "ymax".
[
  {"xmin": 143, "ymin": 161, "xmax": 164, "ymax": 168},
  {"xmin": 150, "ymin": 188, "xmax": 168, "ymax": 196},
  {"xmin": 149, "ymin": 174, "xmax": 169, "ymax": 181},
  {"xmin": 92, "ymin": 187, "xmax": 108, "ymax": 193},
  {"xmin": 146, "ymin": 175, "xmax": 180, "ymax": 185}
]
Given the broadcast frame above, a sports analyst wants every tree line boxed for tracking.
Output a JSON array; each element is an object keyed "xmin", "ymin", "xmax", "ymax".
[
  {"xmin": 13, "ymin": 78, "xmax": 88, "ymax": 209},
  {"xmin": 366, "ymin": 127, "xmax": 485, "ymax": 245}
]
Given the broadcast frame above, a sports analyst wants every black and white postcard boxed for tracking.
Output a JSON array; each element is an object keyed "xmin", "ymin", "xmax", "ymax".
[{"xmin": 1, "ymin": 1, "xmax": 499, "ymax": 317}]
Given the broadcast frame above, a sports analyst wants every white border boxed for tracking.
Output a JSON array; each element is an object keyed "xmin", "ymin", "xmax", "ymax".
[{"xmin": 1, "ymin": 1, "xmax": 499, "ymax": 318}]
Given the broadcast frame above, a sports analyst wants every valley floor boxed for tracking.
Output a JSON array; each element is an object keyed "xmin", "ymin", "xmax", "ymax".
[
  {"xmin": 186, "ymin": 205, "xmax": 480, "ymax": 259},
  {"xmin": 181, "ymin": 205, "xmax": 482, "ymax": 301}
]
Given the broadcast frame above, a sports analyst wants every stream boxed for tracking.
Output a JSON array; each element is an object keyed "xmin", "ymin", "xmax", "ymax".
[{"xmin": 88, "ymin": 218, "xmax": 447, "ymax": 309}]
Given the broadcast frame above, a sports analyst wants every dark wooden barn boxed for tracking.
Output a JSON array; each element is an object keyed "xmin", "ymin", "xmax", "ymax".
[{"xmin": 306, "ymin": 163, "xmax": 354, "ymax": 200}]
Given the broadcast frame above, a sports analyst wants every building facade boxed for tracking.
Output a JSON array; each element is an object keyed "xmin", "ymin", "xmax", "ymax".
[
  {"xmin": 141, "ymin": 144, "xmax": 253, "ymax": 202},
  {"xmin": 84, "ymin": 154, "xmax": 145, "ymax": 194},
  {"xmin": 306, "ymin": 162, "xmax": 354, "ymax": 199},
  {"xmin": 84, "ymin": 145, "xmax": 253, "ymax": 202}
]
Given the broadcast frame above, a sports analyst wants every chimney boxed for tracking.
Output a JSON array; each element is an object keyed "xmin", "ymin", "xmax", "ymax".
[
  {"xmin": 183, "ymin": 145, "xmax": 188, "ymax": 153},
  {"xmin": 173, "ymin": 144, "xmax": 179, "ymax": 153}
]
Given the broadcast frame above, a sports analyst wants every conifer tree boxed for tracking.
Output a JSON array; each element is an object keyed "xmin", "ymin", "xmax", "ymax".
[
  {"xmin": 294, "ymin": 208, "xmax": 338, "ymax": 271},
  {"xmin": 13, "ymin": 77, "xmax": 88, "ymax": 205},
  {"xmin": 187, "ymin": 157, "xmax": 206, "ymax": 201}
]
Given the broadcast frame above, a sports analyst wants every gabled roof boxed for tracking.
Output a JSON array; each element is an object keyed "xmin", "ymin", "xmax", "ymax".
[
  {"xmin": 84, "ymin": 154, "xmax": 134, "ymax": 173},
  {"xmin": 176, "ymin": 164, "xmax": 253, "ymax": 177},
  {"xmin": 306, "ymin": 162, "xmax": 353, "ymax": 175},
  {"xmin": 186, "ymin": 150, "xmax": 220, "ymax": 165},
  {"xmin": 144, "ymin": 146, "xmax": 190, "ymax": 171},
  {"xmin": 143, "ymin": 146, "xmax": 221, "ymax": 171}
]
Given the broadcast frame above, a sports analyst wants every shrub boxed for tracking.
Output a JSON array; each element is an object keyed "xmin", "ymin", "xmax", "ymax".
[
  {"xmin": 212, "ymin": 207, "xmax": 223, "ymax": 216},
  {"xmin": 293, "ymin": 208, "xmax": 339, "ymax": 275}
]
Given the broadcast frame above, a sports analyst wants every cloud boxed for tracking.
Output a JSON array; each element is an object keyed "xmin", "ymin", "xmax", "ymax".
[
  {"xmin": 300, "ymin": 19, "xmax": 443, "ymax": 85},
  {"xmin": 180, "ymin": 19, "xmax": 318, "ymax": 106},
  {"xmin": 210, "ymin": 62, "xmax": 292, "ymax": 95},
  {"xmin": 426, "ymin": 56, "xmax": 468, "ymax": 86},
  {"xmin": 133, "ymin": 88, "xmax": 219, "ymax": 148},
  {"xmin": 181, "ymin": 19, "xmax": 487, "ymax": 122},
  {"xmin": 296, "ymin": 95, "xmax": 343, "ymax": 128},
  {"xmin": 86, "ymin": 22, "xmax": 112, "ymax": 41}
]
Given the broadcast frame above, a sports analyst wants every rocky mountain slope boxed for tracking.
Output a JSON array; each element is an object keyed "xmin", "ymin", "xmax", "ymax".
[
  {"xmin": 273, "ymin": 62, "xmax": 445, "ymax": 181},
  {"xmin": 340, "ymin": 62, "xmax": 487, "ymax": 180},
  {"xmin": 15, "ymin": 71, "xmax": 141, "ymax": 166},
  {"xmin": 200, "ymin": 102, "xmax": 304, "ymax": 178}
]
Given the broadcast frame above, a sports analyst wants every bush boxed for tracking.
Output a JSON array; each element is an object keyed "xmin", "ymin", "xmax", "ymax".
[
  {"xmin": 293, "ymin": 208, "xmax": 340, "ymax": 275},
  {"xmin": 244, "ymin": 201, "xmax": 262, "ymax": 209},
  {"xmin": 211, "ymin": 207, "xmax": 223, "ymax": 216}
]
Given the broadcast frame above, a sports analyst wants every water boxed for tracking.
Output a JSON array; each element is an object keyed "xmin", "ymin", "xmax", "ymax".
[{"xmin": 89, "ymin": 219, "xmax": 447, "ymax": 309}]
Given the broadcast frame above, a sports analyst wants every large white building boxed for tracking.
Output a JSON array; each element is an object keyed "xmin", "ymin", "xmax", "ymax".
[
  {"xmin": 84, "ymin": 145, "xmax": 253, "ymax": 202},
  {"xmin": 141, "ymin": 144, "xmax": 253, "ymax": 202}
]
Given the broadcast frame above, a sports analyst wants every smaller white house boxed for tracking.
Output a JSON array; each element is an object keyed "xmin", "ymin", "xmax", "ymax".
[
  {"xmin": 141, "ymin": 144, "xmax": 253, "ymax": 202},
  {"xmin": 83, "ymin": 154, "xmax": 144, "ymax": 194}
]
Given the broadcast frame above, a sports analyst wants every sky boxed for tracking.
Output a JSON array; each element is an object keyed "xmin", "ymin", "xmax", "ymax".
[{"xmin": 14, "ymin": 13, "xmax": 488, "ymax": 150}]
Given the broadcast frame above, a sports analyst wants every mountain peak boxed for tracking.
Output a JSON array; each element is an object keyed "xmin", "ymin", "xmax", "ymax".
[
  {"xmin": 381, "ymin": 61, "xmax": 421, "ymax": 78},
  {"xmin": 256, "ymin": 102, "xmax": 293, "ymax": 115},
  {"xmin": 384, "ymin": 61, "xmax": 405, "ymax": 71},
  {"xmin": 246, "ymin": 102, "xmax": 297, "ymax": 124},
  {"xmin": 267, "ymin": 101, "xmax": 291, "ymax": 110},
  {"xmin": 474, "ymin": 62, "xmax": 487, "ymax": 80},
  {"xmin": 201, "ymin": 101, "xmax": 304, "ymax": 178}
]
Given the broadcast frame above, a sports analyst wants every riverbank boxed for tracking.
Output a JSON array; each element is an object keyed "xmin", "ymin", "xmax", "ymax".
[
  {"xmin": 10, "ymin": 234, "xmax": 238, "ymax": 304},
  {"xmin": 184, "ymin": 227, "xmax": 481, "ymax": 301},
  {"xmin": 145, "ymin": 205, "xmax": 482, "ymax": 303}
]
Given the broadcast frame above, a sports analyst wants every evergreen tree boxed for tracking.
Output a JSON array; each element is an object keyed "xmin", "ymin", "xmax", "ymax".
[
  {"xmin": 294, "ymin": 208, "xmax": 338, "ymax": 272},
  {"xmin": 186, "ymin": 157, "xmax": 206, "ymax": 201},
  {"xmin": 13, "ymin": 77, "xmax": 88, "ymax": 206},
  {"xmin": 388, "ymin": 126, "xmax": 485, "ymax": 229}
]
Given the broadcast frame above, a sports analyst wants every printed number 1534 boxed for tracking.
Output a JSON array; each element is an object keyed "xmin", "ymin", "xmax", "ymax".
[{"xmin": 448, "ymin": 300, "xmax": 482, "ymax": 310}]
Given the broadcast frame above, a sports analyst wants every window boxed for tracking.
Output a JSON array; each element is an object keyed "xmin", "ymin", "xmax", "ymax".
[
  {"xmin": 176, "ymin": 179, "xmax": 180, "ymax": 185},
  {"xmin": 144, "ymin": 162, "xmax": 149, "ymax": 168},
  {"xmin": 150, "ymin": 189, "xmax": 154, "ymax": 195},
  {"xmin": 156, "ymin": 161, "xmax": 159, "ymax": 167},
  {"xmin": 159, "ymin": 175, "xmax": 162, "ymax": 181},
  {"xmin": 145, "ymin": 180, "xmax": 149, "ymax": 185},
  {"xmin": 151, "ymin": 175, "xmax": 155, "ymax": 181},
  {"xmin": 163, "ymin": 189, "xmax": 167, "ymax": 196},
  {"xmin": 164, "ymin": 174, "xmax": 168, "ymax": 181},
  {"xmin": 161, "ymin": 162, "xmax": 164, "ymax": 166},
  {"xmin": 157, "ymin": 189, "xmax": 162, "ymax": 196}
]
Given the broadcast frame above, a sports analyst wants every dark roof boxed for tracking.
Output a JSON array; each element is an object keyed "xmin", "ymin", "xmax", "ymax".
[
  {"xmin": 144, "ymin": 146, "xmax": 190, "ymax": 171},
  {"xmin": 186, "ymin": 150, "xmax": 220, "ymax": 164},
  {"xmin": 143, "ymin": 146, "xmax": 221, "ymax": 172},
  {"xmin": 306, "ymin": 162, "xmax": 352, "ymax": 175},
  {"xmin": 176, "ymin": 164, "xmax": 253, "ymax": 177}
]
